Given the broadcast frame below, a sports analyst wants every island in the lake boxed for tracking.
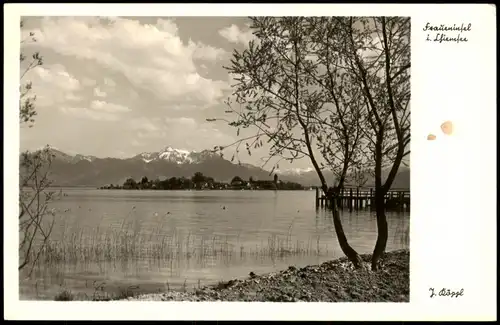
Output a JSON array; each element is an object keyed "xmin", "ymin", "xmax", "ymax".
[{"xmin": 99, "ymin": 172, "xmax": 309, "ymax": 191}]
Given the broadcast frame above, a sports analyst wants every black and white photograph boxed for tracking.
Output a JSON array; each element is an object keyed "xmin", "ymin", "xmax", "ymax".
[
  {"xmin": 5, "ymin": 3, "xmax": 496, "ymax": 322},
  {"xmin": 18, "ymin": 15, "xmax": 411, "ymax": 303}
]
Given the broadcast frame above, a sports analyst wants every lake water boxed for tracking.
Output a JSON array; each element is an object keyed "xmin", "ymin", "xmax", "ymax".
[{"xmin": 19, "ymin": 188, "xmax": 410, "ymax": 300}]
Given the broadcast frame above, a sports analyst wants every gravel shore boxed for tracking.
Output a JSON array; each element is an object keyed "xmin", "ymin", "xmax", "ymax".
[{"xmin": 124, "ymin": 249, "xmax": 409, "ymax": 302}]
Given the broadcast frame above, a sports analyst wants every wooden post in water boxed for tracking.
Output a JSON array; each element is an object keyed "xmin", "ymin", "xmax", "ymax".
[
  {"xmin": 339, "ymin": 188, "xmax": 344, "ymax": 209},
  {"xmin": 356, "ymin": 188, "xmax": 360, "ymax": 209},
  {"xmin": 341, "ymin": 188, "xmax": 345, "ymax": 209},
  {"xmin": 337, "ymin": 188, "xmax": 342, "ymax": 208},
  {"xmin": 315, "ymin": 187, "xmax": 319, "ymax": 209},
  {"xmin": 349, "ymin": 188, "xmax": 353, "ymax": 212},
  {"xmin": 370, "ymin": 188, "xmax": 373, "ymax": 208}
]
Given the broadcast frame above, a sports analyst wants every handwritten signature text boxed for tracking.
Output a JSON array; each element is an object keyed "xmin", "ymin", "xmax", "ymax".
[{"xmin": 429, "ymin": 287, "xmax": 464, "ymax": 298}]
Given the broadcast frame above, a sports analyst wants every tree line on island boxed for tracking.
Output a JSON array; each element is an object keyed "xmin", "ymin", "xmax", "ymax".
[{"xmin": 100, "ymin": 172, "xmax": 306, "ymax": 191}]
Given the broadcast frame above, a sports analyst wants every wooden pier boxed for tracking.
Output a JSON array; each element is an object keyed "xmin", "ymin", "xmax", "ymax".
[{"xmin": 315, "ymin": 187, "xmax": 410, "ymax": 211}]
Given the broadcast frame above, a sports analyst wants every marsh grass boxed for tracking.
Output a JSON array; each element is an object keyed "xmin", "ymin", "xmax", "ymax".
[
  {"xmin": 30, "ymin": 229, "xmax": 330, "ymax": 267},
  {"xmin": 24, "ymin": 212, "xmax": 409, "ymax": 274},
  {"xmin": 21, "ymin": 208, "xmax": 409, "ymax": 301},
  {"xmin": 54, "ymin": 288, "xmax": 74, "ymax": 301},
  {"xmin": 24, "ymin": 214, "xmax": 335, "ymax": 272},
  {"xmin": 53, "ymin": 282, "xmax": 142, "ymax": 301}
]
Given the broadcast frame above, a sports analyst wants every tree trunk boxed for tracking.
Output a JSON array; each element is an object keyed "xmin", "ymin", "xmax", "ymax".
[
  {"xmin": 329, "ymin": 191, "xmax": 363, "ymax": 268},
  {"xmin": 371, "ymin": 134, "xmax": 389, "ymax": 271},
  {"xmin": 371, "ymin": 190, "xmax": 388, "ymax": 270}
]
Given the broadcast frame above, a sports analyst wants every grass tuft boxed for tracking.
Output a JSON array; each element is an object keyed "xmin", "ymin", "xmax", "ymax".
[{"xmin": 54, "ymin": 288, "xmax": 74, "ymax": 301}]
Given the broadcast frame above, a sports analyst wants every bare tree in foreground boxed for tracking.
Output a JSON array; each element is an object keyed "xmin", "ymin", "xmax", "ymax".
[
  {"xmin": 215, "ymin": 17, "xmax": 366, "ymax": 268},
  {"xmin": 340, "ymin": 17, "xmax": 411, "ymax": 269},
  {"xmin": 19, "ymin": 20, "xmax": 57, "ymax": 274},
  {"xmin": 18, "ymin": 148, "xmax": 57, "ymax": 273}
]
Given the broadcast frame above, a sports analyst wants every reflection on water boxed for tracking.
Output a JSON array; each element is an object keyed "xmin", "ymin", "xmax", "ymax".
[{"xmin": 19, "ymin": 188, "xmax": 409, "ymax": 300}]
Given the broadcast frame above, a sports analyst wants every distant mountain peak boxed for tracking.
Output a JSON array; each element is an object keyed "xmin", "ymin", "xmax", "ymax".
[
  {"xmin": 73, "ymin": 154, "xmax": 97, "ymax": 162},
  {"xmin": 25, "ymin": 146, "xmax": 98, "ymax": 163},
  {"xmin": 276, "ymin": 167, "xmax": 315, "ymax": 175},
  {"xmin": 34, "ymin": 145, "xmax": 62, "ymax": 153},
  {"xmin": 43, "ymin": 144, "xmax": 59, "ymax": 150},
  {"xmin": 130, "ymin": 146, "xmax": 219, "ymax": 164}
]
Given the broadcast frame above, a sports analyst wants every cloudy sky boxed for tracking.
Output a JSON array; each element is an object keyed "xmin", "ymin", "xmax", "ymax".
[
  {"xmin": 20, "ymin": 16, "xmax": 297, "ymax": 167},
  {"xmin": 19, "ymin": 16, "xmax": 409, "ymax": 171}
]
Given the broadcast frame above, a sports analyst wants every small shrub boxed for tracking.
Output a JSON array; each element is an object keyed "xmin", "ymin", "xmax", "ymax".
[
  {"xmin": 54, "ymin": 289, "xmax": 74, "ymax": 301},
  {"xmin": 116, "ymin": 285, "xmax": 139, "ymax": 300},
  {"xmin": 216, "ymin": 281, "xmax": 229, "ymax": 290}
]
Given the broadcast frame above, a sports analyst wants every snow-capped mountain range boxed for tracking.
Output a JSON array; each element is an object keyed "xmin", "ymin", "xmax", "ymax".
[
  {"xmin": 32, "ymin": 145, "xmax": 220, "ymax": 166},
  {"xmin": 21, "ymin": 145, "xmax": 298, "ymax": 186},
  {"xmin": 131, "ymin": 147, "xmax": 318, "ymax": 175},
  {"xmin": 22, "ymin": 145, "xmax": 409, "ymax": 188},
  {"xmin": 132, "ymin": 146, "xmax": 219, "ymax": 165}
]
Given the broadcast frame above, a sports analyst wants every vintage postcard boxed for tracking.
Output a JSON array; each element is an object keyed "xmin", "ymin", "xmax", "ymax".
[{"xmin": 4, "ymin": 3, "xmax": 496, "ymax": 321}]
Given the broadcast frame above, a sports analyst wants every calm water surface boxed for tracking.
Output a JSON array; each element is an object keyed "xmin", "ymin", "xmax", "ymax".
[{"xmin": 19, "ymin": 188, "xmax": 409, "ymax": 300}]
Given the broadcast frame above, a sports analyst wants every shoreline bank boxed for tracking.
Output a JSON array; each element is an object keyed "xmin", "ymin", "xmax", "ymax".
[{"xmin": 116, "ymin": 249, "xmax": 409, "ymax": 302}]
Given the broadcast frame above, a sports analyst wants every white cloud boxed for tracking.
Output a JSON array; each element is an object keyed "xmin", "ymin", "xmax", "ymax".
[
  {"xmin": 137, "ymin": 130, "xmax": 167, "ymax": 139},
  {"xmin": 60, "ymin": 107, "xmax": 120, "ymax": 122},
  {"xmin": 65, "ymin": 93, "xmax": 83, "ymax": 102},
  {"xmin": 31, "ymin": 64, "xmax": 81, "ymax": 92},
  {"xmin": 93, "ymin": 87, "xmax": 107, "ymax": 98},
  {"xmin": 357, "ymin": 34, "xmax": 383, "ymax": 59},
  {"xmin": 131, "ymin": 139, "xmax": 143, "ymax": 147},
  {"xmin": 165, "ymin": 117, "xmax": 197, "ymax": 129},
  {"xmin": 82, "ymin": 77, "xmax": 97, "ymax": 87},
  {"xmin": 128, "ymin": 117, "xmax": 235, "ymax": 151},
  {"xmin": 27, "ymin": 17, "xmax": 229, "ymax": 106},
  {"xmin": 103, "ymin": 77, "xmax": 116, "ymax": 87},
  {"xmin": 129, "ymin": 88, "xmax": 140, "ymax": 100},
  {"xmin": 191, "ymin": 42, "xmax": 228, "ymax": 61},
  {"xmin": 60, "ymin": 100, "xmax": 130, "ymax": 121},
  {"xmin": 218, "ymin": 24, "xmax": 256, "ymax": 45},
  {"xmin": 156, "ymin": 18, "xmax": 179, "ymax": 35},
  {"xmin": 90, "ymin": 100, "xmax": 130, "ymax": 113},
  {"xmin": 22, "ymin": 64, "xmax": 82, "ymax": 107},
  {"xmin": 133, "ymin": 116, "xmax": 198, "ymax": 140},
  {"xmin": 129, "ymin": 117, "xmax": 161, "ymax": 132}
]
